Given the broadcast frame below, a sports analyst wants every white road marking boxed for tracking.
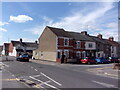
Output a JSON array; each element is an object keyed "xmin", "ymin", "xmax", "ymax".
[
  {"xmin": 12, "ymin": 74, "xmax": 15, "ymax": 77},
  {"xmin": 92, "ymin": 80, "xmax": 118, "ymax": 88},
  {"xmin": 29, "ymin": 76, "xmax": 58, "ymax": 89},
  {"xmin": 2, "ymin": 63, "xmax": 9, "ymax": 67},
  {"xmin": 39, "ymin": 80, "xmax": 51, "ymax": 86},
  {"xmin": 32, "ymin": 75, "xmax": 41, "ymax": 78},
  {"xmin": 40, "ymin": 72, "xmax": 62, "ymax": 86},
  {"xmin": 35, "ymin": 69, "xmax": 38, "ymax": 71}
]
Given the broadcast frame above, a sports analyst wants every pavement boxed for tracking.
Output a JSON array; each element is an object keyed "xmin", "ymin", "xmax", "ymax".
[
  {"xmin": 0, "ymin": 56, "xmax": 29, "ymax": 88},
  {"xmin": 87, "ymin": 66, "xmax": 119, "ymax": 79},
  {"xmin": 30, "ymin": 59, "xmax": 119, "ymax": 79},
  {"xmin": 1, "ymin": 56, "xmax": 120, "ymax": 89}
]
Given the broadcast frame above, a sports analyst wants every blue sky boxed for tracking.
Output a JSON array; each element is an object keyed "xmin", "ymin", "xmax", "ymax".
[{"xmin": 0, "ymin": 1, "xmax": 118, "ymax": 45}]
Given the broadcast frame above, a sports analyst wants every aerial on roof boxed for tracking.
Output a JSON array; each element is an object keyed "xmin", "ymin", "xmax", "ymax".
[{"xmin": 47, "ymin": 26, "xmax": 96, "ymax": 42}]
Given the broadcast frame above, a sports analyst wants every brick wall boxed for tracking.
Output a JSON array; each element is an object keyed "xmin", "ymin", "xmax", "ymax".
[{"xmin": 9, "ymin": 42, "xmax": 13, "ymax": 53}]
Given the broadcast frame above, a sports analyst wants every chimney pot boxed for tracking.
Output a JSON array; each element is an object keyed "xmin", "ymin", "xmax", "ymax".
[
  {"xmin": 20, "ymin": 38, "xmax": 22, "ymax": 42},
  {"xmin": 97, "ymin": 34, "xmax": 102, "ymax": 39},
  {"xmin": 109, "ymin": 37, "xmax": 114, "ymax": 41},
  {"xmin": 35, "ymin": 40, "xmax": 38, "ymax": 44},
  {"xmin": 81, "ymin": 31, "xmax": 87, "ymax": 35}
]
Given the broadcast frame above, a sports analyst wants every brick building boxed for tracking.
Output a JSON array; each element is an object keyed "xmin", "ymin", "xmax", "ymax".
[
  {"xmin": 33, "ymin": 26, "xmax": 96, "ymax": 62},
  {"xmin": 33, "ymin": 26, "xmax": 120, "ymax": 62},
  {"xmin": 2, "ymin": 43, "xmax": 10, "ymax": 56},
  {"xmin": 9, "ymin": 38, "xmax": 38, "ymax": 57}
]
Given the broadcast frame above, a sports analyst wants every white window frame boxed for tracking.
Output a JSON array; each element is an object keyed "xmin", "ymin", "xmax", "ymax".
[
  {"xmin": 82, "ymin": 51, "xmax": 86, "ymax": 58},
  {"xmin": 88, "ymin": 43, "xmax": 93, "ymax": 48},
  {"xmin": 76, "ymin": 51, "xmax": 81, "ymax": 58},
  {"xmin": 64, "ymin": 38, "xmax": 69, "ymax": 46},
  {"xmin": 76, "ymin": 41, "xmax": 80, "ymax": 49},
  {"xmin": 64, "ymin": 50, "xmax": 69, "ymax": 58}
]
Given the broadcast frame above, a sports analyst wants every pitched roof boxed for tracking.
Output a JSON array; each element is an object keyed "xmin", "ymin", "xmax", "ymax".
[
  {"xmin": 46, "ymin": 26, "xmax": 120, "ymax": 45},
  {"xmin": 47, "ymin": 26, "xmax": 71, "ymax": 38},
  {"xmin": 22, "ymin": 42, "xmax": 38, "ymax": 47},
  {"xmin": 11, "ymin": 41, "xmax": 20, "ymax": 46},
  {"xmin": 90, "ymin": 36, "xmax": 108, "ymax": 44},
  {"xmin": 106, "ymin": 40, "xmax": 120, "ymax": 47},
  {"xmin": 11, "ymin": 41, "xmax": 38, "ymax": 47},
  {"xmin": 67, "ymin": 31, "xmax": 94, "ymax": 41},
  {"xmin": 47, "ymin": 26, "xmax": 94, "ymax": 42}
]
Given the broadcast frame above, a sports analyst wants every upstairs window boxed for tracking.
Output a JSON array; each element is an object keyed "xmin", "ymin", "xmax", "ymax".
[
  {"xmin": 64, "ymin": 38, "xmax": 69, "ymax": 46},
  {"xmin": 76, "ymin": 41, "xmax": 80, "ymax": 49},
  {"xmin": 88, "ymin": 43, "xmax": 92, "ymax": 48}
]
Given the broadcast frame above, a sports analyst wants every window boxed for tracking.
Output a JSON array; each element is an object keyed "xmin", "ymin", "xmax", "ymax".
[
  {"xmin": 76, "ymin": 41, "xmax": 80, "ymax": 48},
  {"xmin": 88, "ymin": 43, "xmax": 92, "ymax": 48},
  {"xmin": 82, "ymin": 51, "xmax": 86, "ymax": 58},
  {"xmin": 64, "ymin": 50, "xmax": 69, "ymax": 58},
  {"xmin": 76, "ymin": 51, "xmax": 81, "ymax": 58},
  {"xmin": 64, "ymin": 38, "xmax": 69, "ymax": 46}
]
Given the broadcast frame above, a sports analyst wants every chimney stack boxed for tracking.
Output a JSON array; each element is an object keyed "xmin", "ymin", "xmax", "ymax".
[
  {"xmin": 35, "ymin": 40, "xmax": 38, "ymax": 44},
  {"xmin": 109, "ymin": 37, "xmax": 114, "ymax": 41},
  {"xmin": 81, "ymin": 31, "xmax": 87, "ymax": 35},
  {"xmin": 97, "ymin": 34, "xmax": 102, "ymax": 39},
  {"xmin": 20, "ymin": 38, "xmax": 22, "ymax": 43}
]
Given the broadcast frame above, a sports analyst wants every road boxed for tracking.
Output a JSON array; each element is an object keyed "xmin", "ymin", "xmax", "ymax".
[{"xmin": 1, "ymin": 56, "xmax": 119, "ymax": 89}]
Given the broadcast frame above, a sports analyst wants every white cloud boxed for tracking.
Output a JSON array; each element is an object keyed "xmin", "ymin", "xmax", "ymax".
[
  {"xmin": 0, "ymin": 28, "xmax": 7, "ymax": 32},
  {"xmin": 25, "ymin": 2, "xmax": 117, "ymax": 41},
  {"xmin": 24, "ymin": 25, "xmax": 45, "ymax": 35},
  {"xmin": 0, "ymin": 21, "xmax": 9, "ymax": 26},
  {"xmin": 81, "ymin": 2, "xmax": 113, "ymax": 24},
  {"xmin": 106, "ymin": 22, "xmax": 118, "ymax": 28},
  {"xmin": 43, "ymin": 16, "xmax": 53, "ymax": 24},
  {"xmin": 10, "ymin": 15, "xmax": 33, "ymax": 23}
]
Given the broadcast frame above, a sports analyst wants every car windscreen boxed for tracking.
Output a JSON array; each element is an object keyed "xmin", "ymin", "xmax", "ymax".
[{"xmin": 22, "ymin": 55, "xmax": 29, "ymax": 57}]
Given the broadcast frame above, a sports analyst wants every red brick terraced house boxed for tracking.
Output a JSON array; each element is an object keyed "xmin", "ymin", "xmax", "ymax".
[
  {"xmin": 90, "ymin": 34, "xmax": 111, "ymax": 58},
  {"xmin": 33, "ymin": 26, "xmax": 96, "ymax": 63},
  {"xmin": 9, "ymin": 38, "xmax": 38, "ymax": 57},
  {"xmin": 106, "ymin": 37, "xmax": 120, "ymax": 58}
]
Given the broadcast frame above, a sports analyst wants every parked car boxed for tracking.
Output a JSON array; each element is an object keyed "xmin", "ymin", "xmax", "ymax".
[
  {"xmin": 118, "ymin": 58, "xmax": 120, "ymax": 63},
  {"xmin": 16, "ymin": 54, "xmax": 29, "ymax": 62},
  {"xmin": 108, "ymin": 57, "xmax": 118, "ymax": 63},
  {"xmin": 96, "ymin": 57, "xmax": 109, "ymax": 64},
  {"xmin": 80, "ymin": 57, "xmax": 96, "ymax": 64}
]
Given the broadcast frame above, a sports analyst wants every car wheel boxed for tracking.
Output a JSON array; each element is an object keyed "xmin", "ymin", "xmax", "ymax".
[{"xmin": 27, "ymin": 59, "xmax": 29, "ymax": 62}]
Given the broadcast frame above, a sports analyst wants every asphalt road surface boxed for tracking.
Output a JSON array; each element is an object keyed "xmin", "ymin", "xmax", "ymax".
[{"xmin": 1, "ymin": 56, "xmax": 119, "ymax": 90}]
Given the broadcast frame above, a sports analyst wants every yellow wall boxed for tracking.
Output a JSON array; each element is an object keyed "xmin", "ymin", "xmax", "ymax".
[
  {"xmin": 38, "ymin": 27, "xmax": 57, "ymax": 52},
  {"xmin": 33, "ymin": 27, "xmax": 57, "ymax": 61}
]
